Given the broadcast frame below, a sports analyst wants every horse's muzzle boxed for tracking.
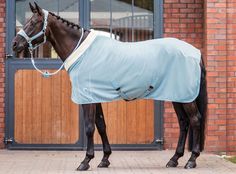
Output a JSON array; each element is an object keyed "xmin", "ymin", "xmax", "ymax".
[{"xmin": 12, "ymin": 37, "xmax": 27, "ymax": 53}]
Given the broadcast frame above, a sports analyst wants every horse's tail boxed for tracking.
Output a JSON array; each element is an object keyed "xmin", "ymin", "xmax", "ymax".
[{"xmin": 189, "ymin": 56, "xmax": 208, "ymax": 152}]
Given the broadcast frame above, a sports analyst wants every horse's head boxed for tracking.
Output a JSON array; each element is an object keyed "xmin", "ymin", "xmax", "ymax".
[{"xmin": 12, "ymin": 2, "xmax": 48, "ymax": 53}]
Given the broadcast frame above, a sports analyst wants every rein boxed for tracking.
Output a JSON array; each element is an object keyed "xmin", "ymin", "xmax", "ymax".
[{"xmin": 17, "ymin": 9, "xmax": 84, "ymax": 78}]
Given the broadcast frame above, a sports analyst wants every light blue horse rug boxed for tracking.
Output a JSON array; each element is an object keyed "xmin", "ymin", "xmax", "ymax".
[{"xmin": 64, "ymin": 30, "xmax": 201, "ymax": 104}]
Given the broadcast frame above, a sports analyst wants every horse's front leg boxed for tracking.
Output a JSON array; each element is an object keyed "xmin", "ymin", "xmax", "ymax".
[
  {"xmin": 77, "ymin": 104, "xmax": 96, "ymax": 171},
  {"xmin": 95, "ymin": 103, "xmax": 112, "ymax": 168}
]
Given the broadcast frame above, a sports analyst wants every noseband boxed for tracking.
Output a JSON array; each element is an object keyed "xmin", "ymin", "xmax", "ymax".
[{"xmin": 16, "ymin": 9, "xmax": 84, "ymax": 78}]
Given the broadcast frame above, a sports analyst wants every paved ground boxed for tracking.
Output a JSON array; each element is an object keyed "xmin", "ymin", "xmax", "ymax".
[{"xmin": 0, "ymin": 150, "xmax": 235, "ymax": 174}]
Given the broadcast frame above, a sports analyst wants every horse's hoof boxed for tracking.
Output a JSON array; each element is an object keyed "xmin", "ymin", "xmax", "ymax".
[
  {"xmin": 76, "ymin": 162, "xmax": 90, "ymax": 171},
  {"xmin": 166, "ymin": 160, "xmax": 178, "ymax": 168},
  {"xmin": 98, "ymin": 160, "xmax": 110, "ymax": 168},
  {"xmin": 184, "ymin": 161, "xmax": 196, "ymax": 169}
]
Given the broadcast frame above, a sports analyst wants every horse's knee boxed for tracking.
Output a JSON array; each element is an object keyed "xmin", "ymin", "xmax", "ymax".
[
  {"xmin": 96, "ymin": 114, "xmax": 107, "ymax": 134},
  {"xmin": 85, "ymin": 124, "xmax": 95, "ymax": 137},
  {"xmin": 97, "ymin": 123, "xmax": 106, "ymax": 134},
  {"xmin": 179, "ymin": 119, "xmax": 189, "ymax": 131}
]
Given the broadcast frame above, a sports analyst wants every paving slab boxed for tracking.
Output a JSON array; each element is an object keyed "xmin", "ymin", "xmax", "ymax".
[{"xmin": 0, "ymin": 150, "xmax": 235, "ymax": 174}]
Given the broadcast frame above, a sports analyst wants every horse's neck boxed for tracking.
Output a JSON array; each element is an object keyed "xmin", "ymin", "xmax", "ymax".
[{"xmin": 47, "ymin": 20, "xmax": 87, "ymax": 62}]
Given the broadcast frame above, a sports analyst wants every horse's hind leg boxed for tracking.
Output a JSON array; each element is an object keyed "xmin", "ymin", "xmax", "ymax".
[
  {"xmin": 166, "ymin": 102, "xmax": 189, "ymax": 168},
  {"xmin": 77, "ymin": 104, "xmax": 96, "ymax": 171},
  {"xmin": 183, "ymin": 101, "xmax": 201, "ymax": 169},
  {"xmin": 95, "ymin": 103, "xmax": 112, "ymax": 168}
]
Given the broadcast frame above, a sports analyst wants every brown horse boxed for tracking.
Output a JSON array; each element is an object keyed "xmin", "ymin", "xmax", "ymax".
[{"xmin": 12, "ymin": 2, "xmax": 207, "ymax": 171}]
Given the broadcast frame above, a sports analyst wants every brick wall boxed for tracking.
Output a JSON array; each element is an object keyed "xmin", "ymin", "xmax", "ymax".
[
  {"xmin": 163, "ymin": 0, "xmax": 204, "ymax": 150},
  {"xmin": 204, "ymin": 0, "xmax": 227, "ymax": 154},
  {"xmin": 0, "ymin": 0, "xmax": 5, "ymax": 149},
  {"xmin": 203, "ymin": 0, "xmax": 236, "ymax": 155}
]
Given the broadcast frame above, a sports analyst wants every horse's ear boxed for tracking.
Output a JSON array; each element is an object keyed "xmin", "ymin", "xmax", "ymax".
[
  {"xmin": 34, "ymin": 2, "xmax": 43, "ymax": 16},
  {"xmin": 29, "ymin": 2, "xmax": 36, "ymax": 13}
]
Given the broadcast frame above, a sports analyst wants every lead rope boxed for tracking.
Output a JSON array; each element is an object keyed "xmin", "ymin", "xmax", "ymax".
[
  {"xmin": 30, "ymin": 28, "xmax": 84, "ymax": 78},
  {"xmin": 29, "ymin": 50, "xmax": 65, "ymax": 78}
]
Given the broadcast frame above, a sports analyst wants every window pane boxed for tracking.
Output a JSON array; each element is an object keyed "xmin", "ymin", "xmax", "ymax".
[
  {"xmin": 90, "ymin": 0, "xmax": 113, "ymax": 32},
  {"xmin": 133, "ymin": 0, "xmax": 154, "ymax": 41},
  {"xmin": 15, "ymin": 0, "xmax": 79, "ymax": 58},
  {"xmin": 90, "ymin": 0, "xmax": 153, "ymax": 42}
]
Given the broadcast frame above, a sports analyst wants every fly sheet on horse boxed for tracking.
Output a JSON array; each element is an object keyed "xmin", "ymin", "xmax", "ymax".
[
  {"xmin": 65, "ymin": 30, "xmax": 201, "ymax": 104},
  {"xmin": 12, "ymin": 3, "xmax": 207, "ymax": 170}
]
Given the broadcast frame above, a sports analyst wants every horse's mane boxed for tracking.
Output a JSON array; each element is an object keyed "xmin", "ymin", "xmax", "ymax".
[{"xmin": 49, "ymin": 12, "xmax": 81, "ymax": 30}]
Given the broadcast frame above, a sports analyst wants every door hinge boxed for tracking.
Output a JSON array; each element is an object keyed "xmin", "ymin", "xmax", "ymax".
[
  {"xmin": 154, "ymin": 138, "xmax": 164, "ymax": 145},
  {"xmin": 5, "ymin": 54, "xmax": 13, "ymax": 59},
  {"xmin": 3, "ymin": 137, "xmax": 14, "ymax": 145}
]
